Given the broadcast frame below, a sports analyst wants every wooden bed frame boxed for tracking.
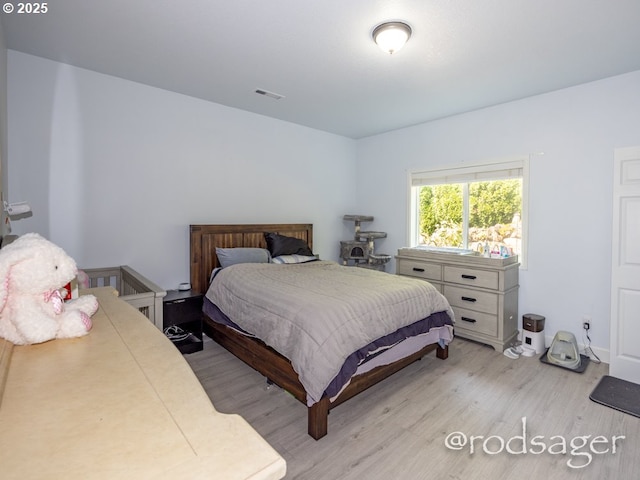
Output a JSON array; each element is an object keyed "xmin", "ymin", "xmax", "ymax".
[{"xmin": 190, "ymin": 223, "xmax": 449, "ymax": 440}]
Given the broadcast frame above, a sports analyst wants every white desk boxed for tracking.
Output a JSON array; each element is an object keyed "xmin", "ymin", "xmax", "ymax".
[{"xmin": 0, "ymin": 287, "xmax": 286, "ymax": 479}]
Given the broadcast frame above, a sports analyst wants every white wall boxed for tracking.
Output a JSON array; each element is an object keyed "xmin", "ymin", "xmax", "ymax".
[
  {"xmin": 356, "ymin": 70, "xmax": 640, "ymax": 357},
  {"xmin": 0, "ymin": 20, "xmax": 8, "ymax": 234},
  {"xmin": 8, "ymin": 48, "xmax": 640, "ymax": 357},
  {"xmin": 7, "ymin": 51, "xmax": 357, "ymax": 288}
]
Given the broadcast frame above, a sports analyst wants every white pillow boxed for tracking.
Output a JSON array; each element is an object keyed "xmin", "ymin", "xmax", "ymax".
[{"xmin": 271, "ymin": 254, "xmax": 318, "ymax": 264}]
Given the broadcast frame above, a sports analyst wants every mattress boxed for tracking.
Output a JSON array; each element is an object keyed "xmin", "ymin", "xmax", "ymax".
[{"xmin": 205, "ymin": 260, "xmax": 455, "ymax": 405}]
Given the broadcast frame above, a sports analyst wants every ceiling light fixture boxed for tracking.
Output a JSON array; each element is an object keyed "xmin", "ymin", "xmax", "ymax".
[{"xmin": 372, "ymin": 21, "xmax": 412, "ymax": 54}]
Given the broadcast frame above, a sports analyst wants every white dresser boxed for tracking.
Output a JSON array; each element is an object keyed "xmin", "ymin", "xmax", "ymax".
[{"xmin": 396, "ymin": 248, "xmax": 519, "ymax": 352}]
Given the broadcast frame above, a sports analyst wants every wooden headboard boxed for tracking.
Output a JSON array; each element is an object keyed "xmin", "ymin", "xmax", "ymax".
[{"xmin": 189, "ymin": 223, "xmax": 313, "ymax": 295}]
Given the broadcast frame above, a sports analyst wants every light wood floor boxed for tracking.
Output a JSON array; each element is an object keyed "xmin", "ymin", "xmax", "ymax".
[{"xmin": 186, "ymin": 336, "xmax": 640, "ymax": 480}]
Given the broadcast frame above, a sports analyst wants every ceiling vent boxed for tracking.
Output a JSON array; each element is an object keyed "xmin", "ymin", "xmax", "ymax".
[{"xmin": 255, "ymin": 89, "xmax": 285, "ymax": 100}]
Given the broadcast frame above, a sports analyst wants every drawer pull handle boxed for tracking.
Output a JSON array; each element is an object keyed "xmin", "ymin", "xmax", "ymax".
[
  {"xmin": 461, "ymin": 296, "xmax": 477, "ymax": 303},
  {"xmin": 172, "ymin": 299, "xmax": 186, "ymax": 304},
  {"xmin": 461, "ymin": 274, "xmax": 477, "ymax": 280},
  {"xmin": 412, "ymin": 267, "xmax": 425, "ymax": 272},
  {"xmin": 461, "ymin": 316, "xmax": 477, "ymax": 323}
]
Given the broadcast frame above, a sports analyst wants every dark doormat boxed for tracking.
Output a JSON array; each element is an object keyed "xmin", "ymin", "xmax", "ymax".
[{"xmin": 589, "ymin": 375, "xmax": 640, "ymax": 418}]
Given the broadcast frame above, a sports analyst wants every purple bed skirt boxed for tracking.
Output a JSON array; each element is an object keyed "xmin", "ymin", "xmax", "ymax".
[{"xmin": 203, "ymin": 296, "xmax": 453, "ymax": 400}]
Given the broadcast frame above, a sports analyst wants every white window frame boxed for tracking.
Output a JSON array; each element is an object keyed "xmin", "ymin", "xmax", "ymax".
[{"xmin": 407, "ymin": 156, "xmax": 530, "ymax": 269}]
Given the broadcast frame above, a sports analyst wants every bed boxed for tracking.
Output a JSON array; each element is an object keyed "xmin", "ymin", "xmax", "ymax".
[{"xmin": 190, "ymin": 223, "xmax": 454, "ymax": 440}]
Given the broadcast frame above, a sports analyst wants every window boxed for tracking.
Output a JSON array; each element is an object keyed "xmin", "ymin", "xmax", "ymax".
[{"xmin": 409, "ymin": 157, "xmax": 528, "ymax": 267}]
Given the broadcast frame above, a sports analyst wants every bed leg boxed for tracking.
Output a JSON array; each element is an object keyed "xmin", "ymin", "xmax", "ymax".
[
  {"xmin": 308, "ymin": 397, "xmax": 330, "ymax": 440},
  {"xmin": 436, "ymin": 343, "xmax": 449, "ymax": 360}
]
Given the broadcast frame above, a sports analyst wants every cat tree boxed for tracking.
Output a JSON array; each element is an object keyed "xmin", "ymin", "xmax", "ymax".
[{"xmin": 340, "ymin": 215, "xmax": 391, "ymax": 271}]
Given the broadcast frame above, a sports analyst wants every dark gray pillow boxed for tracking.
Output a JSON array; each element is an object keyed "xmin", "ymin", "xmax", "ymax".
[
  {"xmin": 264, "ymin": 232, "xmax": 313, "ymax": 257},
  {"xmin": 216, "ymin": 247, "xmax": 271, "ymax": 268}
]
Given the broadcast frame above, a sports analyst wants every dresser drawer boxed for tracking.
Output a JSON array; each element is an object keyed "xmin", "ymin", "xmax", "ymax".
[
  {"xmin": 397, "ymin": 259, "xmax": 441, "ymax": 281},
  {"xmin": 396, "ymin": 250, "xmax": 519, "ymax": 352},
  {"xmin": 444, "ymin": 285, "xmax": 498, "ymax": 315},
  {"xmin": 444, "ymin": 266, "xmax": 498, "ymax": 290},
  {"xmin": 164, "ymin": 298, "xmax": 201, "ymax": 323},
  {"xmin": 452, "ymin": 306, "xmax": 498, "ymax": 337}
]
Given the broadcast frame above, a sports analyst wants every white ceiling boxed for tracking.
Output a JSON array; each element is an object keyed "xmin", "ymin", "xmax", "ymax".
[{"xmin": 2, "ymin": 0, "xmax": 640, "ymax": 139}]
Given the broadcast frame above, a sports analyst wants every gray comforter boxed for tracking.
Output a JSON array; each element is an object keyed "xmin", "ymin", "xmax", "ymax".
[{"xmin": 205, "ymin": 260, "xmax": 454, "ymax": 405}]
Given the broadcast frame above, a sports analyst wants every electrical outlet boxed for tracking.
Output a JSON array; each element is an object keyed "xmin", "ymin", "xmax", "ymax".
[{"xmin": 582, "ymin": 315, "xmax": 592, "ymax": 331}]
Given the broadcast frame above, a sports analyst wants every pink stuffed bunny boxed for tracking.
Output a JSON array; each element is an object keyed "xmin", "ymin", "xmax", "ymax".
[{"xmin": 0, "ymin": 233, "xmax": 98, "ymax": 345}]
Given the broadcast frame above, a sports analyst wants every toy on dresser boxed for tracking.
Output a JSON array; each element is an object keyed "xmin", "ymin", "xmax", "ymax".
[{"xmin": 0, "ymin": 233, "xmax": 98, "ymax": 345}]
